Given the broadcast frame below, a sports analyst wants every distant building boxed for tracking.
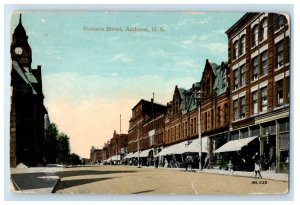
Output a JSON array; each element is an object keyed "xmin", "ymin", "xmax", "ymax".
[
  {"xmin": 10, "ymin": 14, "xmax": 48, "ymax": 167},
  {"xmin": 81, "ymin": 158, "xmax": 90, "ymax": 165},
  {"xmin": 106, "ymin": 130, "xmax": 128, "ymax": 163},
  {"xmin": 90, "ymin": 146, "xmax": 101, "ymax": 164},
  {"xmin": 127, "ymin": 99, "xmax": 167, "ymax": 165}
]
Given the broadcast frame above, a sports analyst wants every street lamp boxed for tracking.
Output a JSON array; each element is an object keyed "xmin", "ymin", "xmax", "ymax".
[
  {"xmin": 193, "ymin": 82, "xmax": 206, "ymax": 171},
  {"xmin": 184, "ymin": 83, "xmax": 206, "ymax": 171},
  {"xmin": 137, "ymin": 126, "xmax": 141, "ymax": 168}
]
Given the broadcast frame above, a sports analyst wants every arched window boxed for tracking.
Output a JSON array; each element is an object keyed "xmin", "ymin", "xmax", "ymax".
[
  {"xmin": 275, "ymin": 14, "xmax": 287, "ymax": 31},
  {"xmin": 261, "ymin": 18, "xmax": 268, "ymax": 41},
  {"xmin": 240, "ymin": 35, "xmax": 246, "ymax": 55},
  {"xmin": 252, "ymin": 24, "xmax": 259, "ymax": 47},
  {"xmin": 233, "ymin": 40, "xmax": 238, "ymax": 59}
]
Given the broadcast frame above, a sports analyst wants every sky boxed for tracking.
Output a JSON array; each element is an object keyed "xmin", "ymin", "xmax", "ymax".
[{"xmin": 11, "ymin": 12, "xmax": 245, "ymax": 158}]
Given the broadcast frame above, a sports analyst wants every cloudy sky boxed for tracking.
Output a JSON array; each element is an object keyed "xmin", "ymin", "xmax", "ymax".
[{"xmin": 12, "ymin": 12, "xmax": 244, "ymax": 158}]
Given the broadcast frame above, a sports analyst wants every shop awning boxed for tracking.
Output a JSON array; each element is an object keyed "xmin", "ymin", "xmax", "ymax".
[
  {"xmin": 155, "ymin": 140, "xmax": 189, "ymax": 157},
  {"xmin": 214, "ymin": 136, "xmax": 258, "ymax": 153},
  {"xmin": 111, "ymin": 155, "xmax": 121, "ymax": 161},
  {"xmin": 183, "ymin": 137, "xmax": 208, "ymax": 153},
  {"xmin": 124, "ymin": 152, "xmax": 133, "ymax": 159},
  {"xmin": 140, "ymin": 149, "xmax": 152, "ymax": 158},
  {"xmin": 131, "ymin": 151, "xmax": 140, "ymax": 158},
  {"xmin": 104, "ymin": 157, "xmax": 111, "ymax": 162}
]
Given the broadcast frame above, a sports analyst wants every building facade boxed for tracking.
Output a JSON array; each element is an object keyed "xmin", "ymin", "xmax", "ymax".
[
  {"xmin": 90, "ymin": 147, "xmax": 102, "ymax": 164},
  {"xmin": 225, "ymin": 12, "xmax": 290, "ymax": 172},
  {"xmin": 108, "ymin": 130, "xmax": 129, "ymax": 161},
  {"xmin": 94, "ymin": 12, "xmax": 290, "ymax": 173},
  {"xmin": 164, "ymin": 85, "xmax": 199, "ymax": 146},
  {"xmin": 127, "ymin": 99, "xmax": 167, "ymax": 164},
  {"xmin": 10, "ymin": 15, "xmax": 48, "ymax": 167},
  {"xmin": 199, "ymin": 60, "xmax": 230, "ymax": 168}
]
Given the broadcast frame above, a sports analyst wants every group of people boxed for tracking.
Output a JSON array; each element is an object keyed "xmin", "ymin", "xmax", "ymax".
[{"xmin": 226, "ymin": 158, "xmax": 263, "ymax": 179}]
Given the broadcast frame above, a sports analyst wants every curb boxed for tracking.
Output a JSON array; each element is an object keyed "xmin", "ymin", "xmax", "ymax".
[{"xmin": 51, "ymin": 178, "xmax": 61, "ymax": 193}]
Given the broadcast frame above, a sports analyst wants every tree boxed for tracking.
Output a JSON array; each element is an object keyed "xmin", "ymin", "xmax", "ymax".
[
  {"xmin": 44, "ymin": 123, "xmax": 59, "ymax": 164},
  {"xmin": 57, "ymin": 133, "xmax": 71, "ymax": 165},
  {"xmin": 70, "ymin": 153, "xmax": 81, "ymax": 166}
]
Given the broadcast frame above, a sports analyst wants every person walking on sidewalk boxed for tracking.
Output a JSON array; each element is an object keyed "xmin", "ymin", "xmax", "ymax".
[
  {"xmin": 228, "ymin": 159, "xmax": 234, "ymax": 174},
  {"xmin": 254, "ymin": 160, "xmax": 263, "ymax": 179}
]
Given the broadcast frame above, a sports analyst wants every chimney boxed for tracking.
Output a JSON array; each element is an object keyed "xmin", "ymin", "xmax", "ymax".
[{"xmin": 151, "ymin": 92, "xmax": 154, "ymax": 117}]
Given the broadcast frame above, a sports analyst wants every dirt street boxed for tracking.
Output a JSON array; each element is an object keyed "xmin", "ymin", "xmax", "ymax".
[{"xmin": 54, "ymin": 165, "xmax": 288, "ymax": 195}]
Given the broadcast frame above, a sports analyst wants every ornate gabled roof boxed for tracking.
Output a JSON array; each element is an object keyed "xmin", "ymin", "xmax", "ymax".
[
  {"xmin": 212, "ymin": 62, "xmax": 229, "ymax": 96},
  {"xmin": 177, "ymin": 86, "xmax": 198, "ymax": 114}
]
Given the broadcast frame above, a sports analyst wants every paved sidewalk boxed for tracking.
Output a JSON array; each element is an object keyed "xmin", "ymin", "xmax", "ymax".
[
  {"xmin": 10, "ymin": 167, "xmax": 63, "ymax": 193},
  {"xmin": 151, "ymin": 166, "xmax": 288, "ymax": 181},
  {"xmin": 201, "ymin": 169, "xmax": 288, "ymax": 181}
]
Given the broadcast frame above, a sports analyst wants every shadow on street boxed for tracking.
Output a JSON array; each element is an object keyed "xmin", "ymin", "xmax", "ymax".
[
  {"xmin": 54, "ymin": 177, "xmax": 115, "ymax": 192},
  {"xmin": 11, "ymin": 168, "xmax": 138, "ymax": 191},
  {"xmin": 59, "ymin": 169, "xmax": 138, "ymax": 177}
]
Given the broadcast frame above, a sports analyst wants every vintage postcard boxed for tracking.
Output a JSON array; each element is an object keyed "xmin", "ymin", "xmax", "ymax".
[{"xmin": 10, "ymin": 11, "xmax": 290, "ymax": 195}]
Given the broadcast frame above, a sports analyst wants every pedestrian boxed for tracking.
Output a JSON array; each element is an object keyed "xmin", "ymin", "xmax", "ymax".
[
  {"xmin": 228, "ymin": 159, "xmax": 233, "ymax": 174},
  {"xmin": 164, "ymin": 158, "xmax": 168, "ymax": 168},
  {"xmin": 254, "ymin": 160, "xmax": 263, "ymax": 179},
  {"xmin": 204, "ymin": 155, "xmax": 209, "ymax": 169},
  {"xmin": 155, "ymin": 157, "xmax": 159, "ymax": 168}
]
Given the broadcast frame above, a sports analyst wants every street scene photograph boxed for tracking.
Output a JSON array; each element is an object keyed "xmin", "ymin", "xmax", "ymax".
[{"xmin": 9, "ymin": 11, "xmax": 290, "ymax": 195}]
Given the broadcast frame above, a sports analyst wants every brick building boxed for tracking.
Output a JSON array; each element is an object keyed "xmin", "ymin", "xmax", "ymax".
[
  {"xmin": 100, "ymin": 147, "xmax": 108, "ymax": 162},
  {"xmin": 199, "ymin": 60, "xmax": 230, "ymax": 167},
  {"xmin": 107, "ymin": 130, "xmax": 128, "ymax": 163},
  {"xmin": 220, "ymin": 12, "xmax": 290, "ymax": 172},
  {"xmin": 90, "ymin": 147, "xmax": 101, "ymax": 164},
  {"xmin": 127, "ymin": 99, "xmax": 166, "ymax": 165},
  {"xmin": 164, "ymin": 85, "xmax": 199, "ymax": 146},
  {"xmin": 10, "ymin": 15, "xmax": 48, "ymax": 167}
]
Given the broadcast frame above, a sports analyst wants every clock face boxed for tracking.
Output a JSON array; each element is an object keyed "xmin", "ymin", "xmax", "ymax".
[{"xmin": 14, "ymin": 47, "xmax": 23, "ymax": 55}]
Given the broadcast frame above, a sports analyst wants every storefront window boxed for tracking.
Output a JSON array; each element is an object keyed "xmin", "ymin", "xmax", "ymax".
[
  {"xmin": 240, "ymin": 128, "xmax": 248, "ymax": 139},
  {"xmin": 231, "ymin": 131, "xmax": 239, "ymax": 140},
  {"xmin": 279, "ymin": 133, "xmax": 289, "ymax": 150},
  {"xmin": 250, "ymin": 126, "xmax": 259, "ymax": 136}
]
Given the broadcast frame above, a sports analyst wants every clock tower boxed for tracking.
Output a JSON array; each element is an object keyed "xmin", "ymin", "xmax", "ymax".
[{"xmin": 11, "ymin": 14, "xmax": 32, "ymax": 70}]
